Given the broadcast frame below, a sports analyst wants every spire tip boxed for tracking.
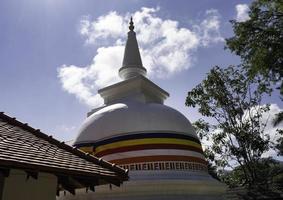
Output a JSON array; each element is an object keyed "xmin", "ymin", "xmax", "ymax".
[{"xmin": 129, "ymin": 17, "xmax": 134, "ymax": 31}]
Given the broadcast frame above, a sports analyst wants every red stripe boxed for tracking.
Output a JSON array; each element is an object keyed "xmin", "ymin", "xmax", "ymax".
[
  {"xmin": 109, "ymin": 155, "xmax": 207, "ymax": 165},
  {"xmin": 95, "ymin": 144, "xmax": 203, "ymax": 157}
]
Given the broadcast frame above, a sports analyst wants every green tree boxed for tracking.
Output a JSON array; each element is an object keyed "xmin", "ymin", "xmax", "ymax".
[
  {"xmin": 186, "ymin": 65, "xmax": 279, "ymax": 189},
  {"xmin": 221, "ymin": 158, "xmax": 283, "ymax": 199},
  {"xmin": 226, "ymin": 0, "xmax": 283, "ymax": 158},
  {"xmin": 226, "ymin": 0, "xmax": 283, "ymax": 95}
]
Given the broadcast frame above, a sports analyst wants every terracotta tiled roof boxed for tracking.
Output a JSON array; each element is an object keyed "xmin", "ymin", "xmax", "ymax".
[{"xmin": 0, "ymin": 112, "xmax": 128, "ymax": 194}]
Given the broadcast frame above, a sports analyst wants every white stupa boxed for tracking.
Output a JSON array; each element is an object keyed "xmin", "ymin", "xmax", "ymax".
[{"xmin": 59, "ymin": 18, "xmax": 225, "ymax": 200}]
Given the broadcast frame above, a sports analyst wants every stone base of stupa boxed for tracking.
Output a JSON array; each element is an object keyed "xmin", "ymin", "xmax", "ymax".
[{"xmin": 58, "ymin": 171, "xmax": 226, "ymax": 200}]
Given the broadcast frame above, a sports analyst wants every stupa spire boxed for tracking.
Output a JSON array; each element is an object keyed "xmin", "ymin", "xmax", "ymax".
[
  {"xmin": 129, "ymin": 17, "xmax": 134, "ymax": 31},
  {"xmin": 119, "ymin": 17, "xmax": 147, "ymax": 80}
]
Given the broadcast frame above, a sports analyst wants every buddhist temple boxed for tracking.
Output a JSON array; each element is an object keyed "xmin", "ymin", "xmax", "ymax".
[{"xmin": 60, "ymin": 18, "xmax": 225, "ymax": 200}]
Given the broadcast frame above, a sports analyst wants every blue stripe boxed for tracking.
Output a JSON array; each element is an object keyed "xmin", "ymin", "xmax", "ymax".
[{"xmin": 75, "ymin": 132, "xmax": 200, "ymax": 148}]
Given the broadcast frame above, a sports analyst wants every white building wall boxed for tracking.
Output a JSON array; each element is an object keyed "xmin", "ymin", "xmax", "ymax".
[
  {"xmin": 1, "ymin": 169, "xmax": 57, "ymax": 200},
  {"xmin": 58, "ymin": 179, "xmax": 226, "ymax": 200}
]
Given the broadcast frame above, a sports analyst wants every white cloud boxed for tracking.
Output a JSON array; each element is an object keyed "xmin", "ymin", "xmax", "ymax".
[
  {"xmin": 235, "ymin": 4, "xmax": 250, "ymax": 22},
  {"xmin": 79, "ymin": 12, "xmax": 126, "ymax": 44},
  {"xmin": 58, "ymin": 7, "xmax": 223, "ymax": 107},
  {"xmin": 58, "ymin": 46, "xmax": 123, "ymax": 107},
  {"xmin": 261, "ymin": 104, "xmax": 283, "ymax": 159},
  {"xmin": 197, "ymin": 9, "xmax": 224, "ymax": 46},
  {"xmin": 58, "ymin": 65, "xmax": 102, "ymax": 107}
]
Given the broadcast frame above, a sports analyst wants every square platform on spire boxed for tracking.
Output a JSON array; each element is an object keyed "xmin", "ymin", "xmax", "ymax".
[{"xmin": 98, "ymin": 75, "xmax": 169, "ymax": 105}]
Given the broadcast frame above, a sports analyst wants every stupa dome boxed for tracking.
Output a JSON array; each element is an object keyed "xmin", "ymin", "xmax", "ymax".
[
  {"xmin": 72, "ymin": 17, "xmax": 207, "ymax": 172},
  {"xmin": 60, "ymin": 18, "xmax": 226, "ymax": 200},
  {"xmin": 74, "ymin": 100, "xmax": 197, "ymax": 145}
]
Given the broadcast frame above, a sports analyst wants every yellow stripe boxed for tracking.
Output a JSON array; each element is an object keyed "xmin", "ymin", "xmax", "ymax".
[
  {"xmin": 79, "ymin": 146, "xmax": 93, "ymax": 153},
  {"xmin": 94, "ymin": 138, "xmax": 202, "ymax": 154}
]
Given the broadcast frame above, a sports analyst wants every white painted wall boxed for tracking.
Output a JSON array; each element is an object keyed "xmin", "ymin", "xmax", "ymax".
[
  {"xmin": 58, "ymin": 178, "xmax": 226, "ymax": 200},
  {"xmin": 2, "ymin": 169, "xmax": 57, "ymax": 200}
]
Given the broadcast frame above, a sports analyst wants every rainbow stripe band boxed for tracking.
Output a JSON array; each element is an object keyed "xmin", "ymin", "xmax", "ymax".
[
  {"xmin": 75, "ymin": 132, "xmax": 201, "ymax": 148},
  {"xmin": 94, "ymin": 138, "xmax": 202, "ymax": 155},
  {"xmin": 109, "ymin": 155, "xmax": 207, "ymax": 165},
  {"xmin": 95, "ymin": 144, "xmax": 203, "ymax": 157},
  {"xmin": 76, "ymin": 132, "xmax": 205, "ymax": 166}
]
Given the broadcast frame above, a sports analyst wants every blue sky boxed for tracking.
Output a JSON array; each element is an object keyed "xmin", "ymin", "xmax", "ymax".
[{"xmin": 0, "ymin": 0, "xmax": 282, "ymax": 147}]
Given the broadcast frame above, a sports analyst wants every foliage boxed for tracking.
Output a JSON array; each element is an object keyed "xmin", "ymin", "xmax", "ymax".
[
  {"xmin": 276, "ymin": 129, "xmax": 283, "ymax": 156},
  {"xmin": 186, "ymin": 65, "xmax": 277, "ymax": 188},
  {"xmin": 206, "ymin": 162, "xmax": 221, "ymax": 181},
  {"xmin": 188, "ymin": 1, "xmax": 283, "ymax": 197},
  {"xmin": 226, "ymin": 0, "xmax": 283, "ymax": 95},
  {"xmin": 222, "ymin": 158, "xmax": 283, "ymax": 199},
  {"xmin": 273, "ymin": 111, "xmax": 283, "ymax": 126},
  {"xmin": 273, "ymin": 112, "xmax": 283, "ymax": 156}
]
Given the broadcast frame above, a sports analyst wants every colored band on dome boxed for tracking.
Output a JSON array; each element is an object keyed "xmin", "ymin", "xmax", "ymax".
[
  {"xmin": 102, "ymin": 149, "xmax": 204, "ymax": 161},
  {"xmin": 109, "ymin": 155, "xmax": 207, "ymax": 165},
  {"xmin": 93, "ymin": 138, "xmax": 202, "ymax": 157},
  {"xmin": 75, "ymin": 132, "xmax": 201, "ymax": 148},
  {"xmin": 76, "ymin": 132, "xmax": 205, "ymax": 165},
  {"xmin": 77, "ymin": 133, "xmax": 204, "ymax": 160},
  {"xmin": 95, "ymin": 143, "xmax": 203, "ymax": 157}
]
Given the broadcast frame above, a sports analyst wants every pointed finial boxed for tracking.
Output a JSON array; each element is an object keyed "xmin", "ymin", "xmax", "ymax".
[
  {"xmin": 119, "ymin": 16, "xmax": 147, "ymax": 80},
  {"xmin": 129, "ymin": 17, "xmax": 134, "ymax": 31}
]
